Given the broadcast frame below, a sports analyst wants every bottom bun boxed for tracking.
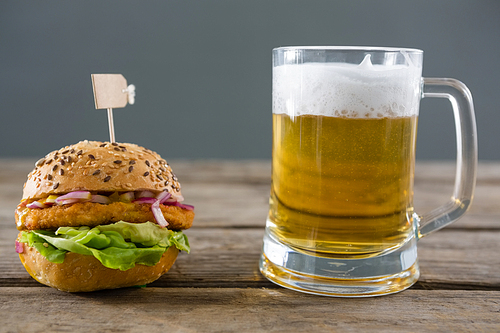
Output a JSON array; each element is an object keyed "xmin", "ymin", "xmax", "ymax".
[{"xmin": 18, "ymin": 241, "xmax": 179, "ymax": 292}]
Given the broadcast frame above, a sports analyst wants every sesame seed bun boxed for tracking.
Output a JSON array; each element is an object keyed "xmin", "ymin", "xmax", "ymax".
[
  {"xmin": 17, "ymin": 239, "xmax": 179, "ymax": 292},
  {"xmin": 23, "ymin": 140, "xmax": 182, "ymax": 201},
  {"xmin": 16, "ymin": 140, "xmax": 193, "ymax": 292}
]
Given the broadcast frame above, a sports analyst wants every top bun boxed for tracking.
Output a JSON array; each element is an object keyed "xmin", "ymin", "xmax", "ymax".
[{"xmin": 23, "ymin": 141, "xmax": 182, "ymax": 201}]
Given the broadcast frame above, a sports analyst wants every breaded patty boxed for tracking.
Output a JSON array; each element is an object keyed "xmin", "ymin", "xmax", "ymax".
[{"xmin": 16, "ymin": 202, "xmax": 194, "ymax": 231}]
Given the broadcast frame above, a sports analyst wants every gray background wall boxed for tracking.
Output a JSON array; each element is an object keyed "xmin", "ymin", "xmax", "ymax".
[{"xmin": 1, "ymin": 1, "xmax": 499, "ymax": 160}]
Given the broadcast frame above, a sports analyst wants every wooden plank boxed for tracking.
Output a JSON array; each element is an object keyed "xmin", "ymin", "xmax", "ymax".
[
  {"xmin": 418, "ymin": 231, "xmax": 500, "ymax": 289},
  {"xmin": 1, "ymin": 160, "xmax": 498, "ymax": 229},
  {"xmin": 1, "ymin": 159, "xmax": 498, "ymax": 185},
  {"xmin": 0, "ymin": 160, "xmax": 499, "ymax": 331},
  {"xmin": 415, "ymin": 161, "xmax": 500, "ymax": 184},
  {"xmin": 179, "ymin": 160, "xmax": 500, "ymax": 229},
  {"xmin": 2, "ymin": 227, "xmax": 499, "ymax": 289},
  {"xmin": 2, "ymin": 182, "xmax": 495, "ymax": 230},
  {"xmin": 0, "ymin": 288, "xmax": 499, "ymax": 332},
  {"xmin": 413, "ymin": 186, "xmax": 500, "ymax": 230}
]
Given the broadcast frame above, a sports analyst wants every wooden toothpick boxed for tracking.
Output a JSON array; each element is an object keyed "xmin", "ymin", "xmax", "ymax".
[{"xmin": 107, "ymin": 108, "xmax": 116, "ymax": 143}]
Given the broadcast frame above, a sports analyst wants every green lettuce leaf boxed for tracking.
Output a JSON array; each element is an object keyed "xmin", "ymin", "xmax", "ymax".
[{"xmin": 18, "ymin": 221, "xmax": 190, "ymax": 271}]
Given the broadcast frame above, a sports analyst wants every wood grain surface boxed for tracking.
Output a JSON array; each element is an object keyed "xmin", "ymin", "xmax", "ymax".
[{"xmin": 0, "ymin": 159, "xmax": 499, "ymax": 332}]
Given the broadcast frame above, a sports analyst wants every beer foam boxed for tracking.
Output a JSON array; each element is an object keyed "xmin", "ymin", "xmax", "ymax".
[{"xmin": 273, "ymin": 55, "xmax": 422, "ymax": 118}]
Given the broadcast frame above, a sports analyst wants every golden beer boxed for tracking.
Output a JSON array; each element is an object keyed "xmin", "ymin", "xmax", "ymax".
[
  {"xmin": 268, "ymin": 113, "xmax": 418, "ymax": 256},
  {"xmin": 260, "ymin": 47, "xmax": 475, "ymax": 297}
]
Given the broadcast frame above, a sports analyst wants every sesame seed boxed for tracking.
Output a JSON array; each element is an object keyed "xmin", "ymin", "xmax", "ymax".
[
  {"xmin": 46, "ymin": 159, "xmax": 53, "ymax": 165},
  {"xmin": 114, "ymin": 147, "xmax": 120, "ymax": 152},
  {"xmin": 100, "ymin": 143, "xmax": 107, "ymax": 147},
  {"xmin": 145, "ymin": 160, "xmax": 150, "ymax": 167},
  {"xmin": 77, "ymin": 150, "xmax": 83, "ymax": 155},
  {"xmin": 93, "ymin": 170, "xmax": 101, "ymax": 176},
  {"xmin": 53, "ymin": 183, "xmax": 59, "ymax": 189},
  {"xmin": 160, "ymin": 167, "xmax": 166, "ymax": 172},
  {"xmin": 129, "ymin": 166, "xmax": 134, "ymax": 172},
  {"xmin": 111, "ymin": 142, "xmax": 118, "ymax": 146},
  {"xmin": 48, "ymin": 174, "xmax": 53, "ymax": 180},
  {"xmin": 114, "ymin": 160, "xmax": 122, "ymax": 164},
  {"xmin": 35, "ymin": 158, "xmax": 45, "ymax": 167},
  {"xmin": 164, "ymin": 180, "xmax": 169, "ymax": 186},
  {"xmin": 104, "ymin": 176, "xmax": 111, "ymax": 182},
  {"xmin": 60, "ymin": 169, "xmax": 64, "ymax": 175},
  {"xmin": 67, "ymin": 156, "xmax": 73, "ymax": 163},
  {"xmin": 143, "ymin": 172, "xmax": 150, "ymax": 177},
  {"xmin": 129, "ymin": 160, "xmax": 136, "ymax": 165},
  {"xmin": 52, "ymin": 165, "xmax": 58, "ymax": 171},
  {"xmin": 60, "ymin": 160, "xmax": 66, "ymax": 166},
  {"xmin": 157, "ymin": 175, "xmax": 163, "ymax": 180},
  {"xmin": 88, "ymin": 154, "xmax": 95, "ymax": 160},
  {"xmin": 62, "ymin": 150, "xmax": 69, "ymax": 154}
]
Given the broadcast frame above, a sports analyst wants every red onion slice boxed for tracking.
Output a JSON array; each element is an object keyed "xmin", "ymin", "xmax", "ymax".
[
  {"xmin": 151, "ymin": 200, "xmax": 169, "ymax": 227},
  {"xmin": 162, "ymin": 201, "xmax": 195, "ymax": 211},
  {"xmin": 177, "ymin": 203, "xmax": 195, "ymax": 211},
  {"xmin": 15, "ymin": 240, "xmax": 24, "ymax": 253},
  {"xmin": 172, "ymin": 193, "xmax": 184, "ymax": 202},
  {"xmin": 132, "ymin": 197, "xmax": 157, "ymax": 204},
  {"xmin": 91, "ymin": 195, "xmax": 111, "ymax": 204},
  {"xmin": 55, "ymin": 191, "xmax": 91, "ymax": 205},
  {"xmin": 26, "ymin": 201, "xmax": 46, "ymax": 209},
  {"xmin": 137, "ymin": 190, "xmax": 156, "ymax": 198},
  {"xmin": 57, "ymin": 198, "xmax": 88, "ymax": 206},
  {"xmin": 156, "ymin": 191, "xmax": 172, "ymax": 204}
]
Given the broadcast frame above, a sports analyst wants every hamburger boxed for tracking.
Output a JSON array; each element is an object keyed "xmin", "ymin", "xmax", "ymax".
[{"xmin": 14, "ymin": 140, "xmax": 194, "ymax": 292}]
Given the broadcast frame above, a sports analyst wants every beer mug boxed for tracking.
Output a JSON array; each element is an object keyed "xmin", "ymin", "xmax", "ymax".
[{"xmin": 259, "ymin": 46, "xmax": 477, "ymax": 297}]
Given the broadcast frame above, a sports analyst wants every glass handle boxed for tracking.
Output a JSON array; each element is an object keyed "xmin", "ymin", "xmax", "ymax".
[{"xmin": 417, "ymin": 78, "xmax": 478, "ymax": 238}]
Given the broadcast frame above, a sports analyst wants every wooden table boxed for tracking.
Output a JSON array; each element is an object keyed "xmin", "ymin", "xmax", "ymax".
[{"xmin": 0, "ymin": 159, "xmax": 499, "ymax": 332}]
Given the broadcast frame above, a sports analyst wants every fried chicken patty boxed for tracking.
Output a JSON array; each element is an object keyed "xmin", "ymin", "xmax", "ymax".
[{"xmin": 16, "ymin": 201, "xmax": 194, "ymax": 231}]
